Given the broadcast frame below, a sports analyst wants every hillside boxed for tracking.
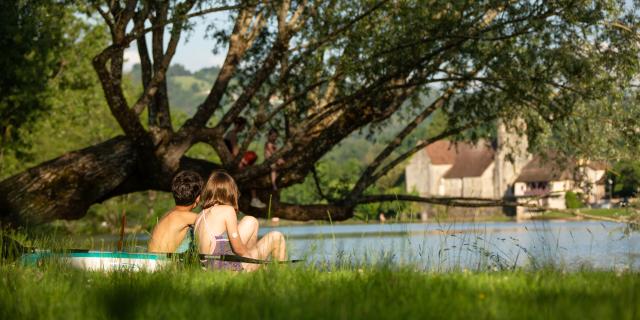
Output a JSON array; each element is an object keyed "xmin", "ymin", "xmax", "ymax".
[{"xmin": 127, "ymin": 64, "xmax": 218, "ymax": 115}]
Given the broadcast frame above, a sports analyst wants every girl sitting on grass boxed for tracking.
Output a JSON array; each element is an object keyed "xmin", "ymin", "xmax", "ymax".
[{"xmin": 194, "ymin": 171, "xmax": 287, "ymax": 271}]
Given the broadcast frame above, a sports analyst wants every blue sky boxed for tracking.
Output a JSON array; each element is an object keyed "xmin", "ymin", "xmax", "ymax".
[{"xmin": 123, "ymin": 11, "xmax": 230, "ymax": 72}]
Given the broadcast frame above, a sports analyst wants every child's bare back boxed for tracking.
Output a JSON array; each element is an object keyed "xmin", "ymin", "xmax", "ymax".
[
  {"xmin": 148, "ymin": 170, "xmax": 203, "ymax": 253},
  {"xmin": 148, "ymin": 209, "xmax": 197, "ymax": 253}
]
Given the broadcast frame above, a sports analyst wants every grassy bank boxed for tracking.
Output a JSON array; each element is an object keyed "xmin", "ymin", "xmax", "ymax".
[{"xmin": 0, "ymin": 263, "xmax": 638, "ymax": 319}]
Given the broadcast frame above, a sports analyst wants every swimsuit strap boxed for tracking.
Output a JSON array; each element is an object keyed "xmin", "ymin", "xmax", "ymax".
[
  {"xmin": 195, "ymin": 208, "xmax": 228, "ymax": 255},
  {"xmin": 194, "ymin": 210, "xmax": 212, "ymax": 238},
  {"xmin": 194, "ymin": 211, "xmax": 213, "ymax": 254}
]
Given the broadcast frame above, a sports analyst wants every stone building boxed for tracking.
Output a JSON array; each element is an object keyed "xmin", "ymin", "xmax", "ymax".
[
  {"xmin": 513, "ymin": 157, "xmax": 607, "ymax": 216},
  {"xmin": 405, "ymin": 122, "xmax": 607, "ymax": 217},
  {"xmin": 405, "ymin": 122, "xmax": 530, "ymax": 200}
]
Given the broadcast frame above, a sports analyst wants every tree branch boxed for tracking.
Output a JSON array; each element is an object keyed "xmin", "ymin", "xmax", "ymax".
[
  {"xmin": 132, "ymin": 0, "xmax": 196, "ymax": 122},
  {"xmin": 311, "ymin": 165, "xmax": 333, "ymax": 202},
  {"xmin": 93, "ymin": 2, "xmax": 114, "ymax": 30},
  {"xmin": 92, "ymin": 3, "xmax": 148, "ymax": 143},
  {"xmin": 349, "ymin": 69, "xmax": 481, "ymax": 197},
  {"xmin": 349, "ymin": 88, "xmax": 449, "ymax": 198},
  {"xmin": 232, "ymin": 73, "xmax": 338, "ymax": 167},
  {"xmin": 355, "ymin": 194, "xmax": 537, "ymax": 208},
  {"xmin": 134, "ymin": 6, "xmax": 152, "ymax": 93},
  {"xmin": 93, "ymin": 47, "xmax": 149, "ymax": 142},
  {"xmin": 213, "ymin": 1, "xmax": 308, "ymax": 166},
  {"xmin": 118, "ymin": 3, "xmax": 247, "ymax": 48},
  {"xmin": 232, "ymin": 3, "xmax": 510, "ymax": 187},
  {"xmin": 181, "ymin": 2, "xmax": 264, "ymax": 132}
]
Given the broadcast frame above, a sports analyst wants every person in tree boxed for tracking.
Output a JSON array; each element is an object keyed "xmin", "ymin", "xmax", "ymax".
[
  {"xmin": 264, "ymin": 128, "xmax": 286, "ymax": 191},
  {"xmin": 224, "ymin": 117, "xmax": 247, "ymax": 156},
  {"xmin": 223, "ymin": 117, "xmax": 266, "ymax": 208},
  {"xmin": 148, "ymin": 171, "xmax": 203, "ymax": 253},
  {"xmin": 238, "ymin": 151, "xmax": 266, "ymax": 208},
  {"xmin": 194, "ymin": 171, "xmax": 287, "ymax": 271}
]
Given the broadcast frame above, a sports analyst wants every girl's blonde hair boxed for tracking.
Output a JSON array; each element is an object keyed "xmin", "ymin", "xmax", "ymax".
[{"xmin": 200, "ymin": 171, "xmax": 239, "ymax": 210}]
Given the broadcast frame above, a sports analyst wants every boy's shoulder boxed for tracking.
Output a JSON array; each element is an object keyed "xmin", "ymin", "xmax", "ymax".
[{"xmin": 164, "ymin": 209, "xmax": 197, "ymax": 223}]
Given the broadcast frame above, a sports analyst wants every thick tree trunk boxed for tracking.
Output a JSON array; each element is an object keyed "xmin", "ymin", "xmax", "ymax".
[
  {"xmin": 0, "ymin": 135, "xmax": 227, "ymax": 226},
  {"xmin": 0, "ymin": 136, "xmax": 139, "ymax": 226}
]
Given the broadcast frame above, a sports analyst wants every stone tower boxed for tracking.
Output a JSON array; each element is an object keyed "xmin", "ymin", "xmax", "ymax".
[
  {"xmin": 405, "ymin": 145, "xmax": 429, "ymax": 195},
  {"xmin": 493, "ymin": 120, "xmax": 531, "ymax": 199}
]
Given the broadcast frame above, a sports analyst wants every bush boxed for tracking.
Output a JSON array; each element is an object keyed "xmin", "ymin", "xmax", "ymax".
[{"xmin": 565, "ymin": 191, "xmax": 584, "ymax": 209}]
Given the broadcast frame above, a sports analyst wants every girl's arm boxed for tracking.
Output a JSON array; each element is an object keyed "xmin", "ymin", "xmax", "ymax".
[{"xmin": 223, "ymin": 209, "xmax": 250, "ymax": 256}]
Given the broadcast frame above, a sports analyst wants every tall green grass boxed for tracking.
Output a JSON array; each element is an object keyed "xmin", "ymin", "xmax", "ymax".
[
  {"xmin": 2, "ymin": 221, "xmax": 639, "ymax": 319},
  {"xmin": 0, "ymin": 263, "xmax": 638, "ymax": 319}
]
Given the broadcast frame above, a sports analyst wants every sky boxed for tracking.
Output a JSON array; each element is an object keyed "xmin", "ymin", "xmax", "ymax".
[{"xmin": 123, "ymin": 11, "xmax": 231, "ymax": 72}]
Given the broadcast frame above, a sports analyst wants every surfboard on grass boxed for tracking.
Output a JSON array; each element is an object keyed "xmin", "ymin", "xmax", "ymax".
[
  {"xmin": 21, "ymin": 251, "xmax": 173, "ymax": 272},
  {"xmin": 4, "ymin": 235, "xmax": 301, "ymax": 271},
  {"xmin": 19, "ymin": 250, "xmax": 302, "ymax": 272}
]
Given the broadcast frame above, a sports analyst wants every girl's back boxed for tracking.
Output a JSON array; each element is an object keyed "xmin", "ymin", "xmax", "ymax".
[{"xmin": 194, "ymin": 204, "xmax": 235, "ymax": 254}]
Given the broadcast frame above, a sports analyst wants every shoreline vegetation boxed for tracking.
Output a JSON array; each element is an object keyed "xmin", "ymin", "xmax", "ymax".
[{"xmin": 0, "ymin": 264, "xmax": 638, "ymax": 319}]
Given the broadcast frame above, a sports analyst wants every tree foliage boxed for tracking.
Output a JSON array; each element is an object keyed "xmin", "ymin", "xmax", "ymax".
[
  {"xmin": 0, "ymin": 3, "xmax": 126, "ymax": 178},
  {"xmin": 610, "ymin": 160, "xmax": 640, "ymax": 197},
  {"xmin": 0, "ymin": 1, "xmax": 75, "ymax": 156}
]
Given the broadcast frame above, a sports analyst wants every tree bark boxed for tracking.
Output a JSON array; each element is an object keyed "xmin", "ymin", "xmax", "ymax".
[
  {"xmin": 0, "ymin": 136, "xmax": 226, "ymax": 226},
  {"xmin": 0, "ymin": 136, "xmax": 138, "ymax": 226}
]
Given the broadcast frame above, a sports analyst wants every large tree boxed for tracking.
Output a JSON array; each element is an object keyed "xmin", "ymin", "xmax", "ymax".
[{"xmin": 1, "ymin": 0, "xmax": 639, "ymax": 226}]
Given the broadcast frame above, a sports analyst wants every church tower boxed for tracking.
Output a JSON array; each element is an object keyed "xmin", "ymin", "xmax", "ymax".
[
  {"xmin": 405, "ymin": 144, "xmax": 429, "ymax": 195},
  {"xmin": 493, "ymin": 120, "xmax": 531, "ymax": 199}
]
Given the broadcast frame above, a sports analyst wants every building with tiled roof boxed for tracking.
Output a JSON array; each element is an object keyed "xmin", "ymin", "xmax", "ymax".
[
  {"xmin": 513, "ymin": 155, "xmax": 608, "ymax": 213},
  {"xmin": 406, "ymin": 122, "xmax": 531, "ymax": 200},
  {"xmin": 405, "ymin": 122, "xmax": 608, "ymax": 217}
]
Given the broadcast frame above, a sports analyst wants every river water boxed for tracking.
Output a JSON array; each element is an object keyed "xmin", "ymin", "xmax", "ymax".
[{"xmin": 258, "ymin": 220, "xmax": 640, "ymax": 271}]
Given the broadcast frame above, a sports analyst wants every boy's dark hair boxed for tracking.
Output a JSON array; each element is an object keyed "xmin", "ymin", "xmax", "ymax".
[
  {"xmin": 268, "ymin": 128, "xmax": 278, "ymax": 136},
  {"xmin": 171, "ymin": 171, "xmax": 204, "ymax": 206}
]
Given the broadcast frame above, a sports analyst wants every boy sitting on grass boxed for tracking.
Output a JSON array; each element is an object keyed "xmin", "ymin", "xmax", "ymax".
[{"xmin": 148, "ymin": 170, "xmax": 204, "ymax": 253}]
